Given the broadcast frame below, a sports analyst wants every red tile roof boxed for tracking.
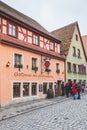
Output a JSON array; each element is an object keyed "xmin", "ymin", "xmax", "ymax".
[
  {"xmin": 51, "ymin": 22, "xmax": 78, "ymax": 55},
  {"xmin": 0, "ymin": 1, "xmax": 60, "ymax": 43}
]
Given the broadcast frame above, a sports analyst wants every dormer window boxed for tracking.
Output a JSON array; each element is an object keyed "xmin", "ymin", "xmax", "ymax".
[
  {"xmin": 49, "ymin": 42, "xmax": 54, "ymax": 51},
  {"xmin": 33, "ymin": 34, "xmax": 39, "ymax": 45},
  {"xmin": 8, "ymin": 23, "xmax": 17, "ymax": 37}
]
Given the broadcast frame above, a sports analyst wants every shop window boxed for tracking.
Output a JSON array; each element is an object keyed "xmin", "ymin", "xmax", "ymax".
[
  {"xmin": 8, "ymin": 23, "xmax": 17, "ymax": 37},
  {"xmin": 49, "ymin": 82, "xmax": 53, "ymax": 89},
  {"xmin": 13, "ymin": 82, "xmax": 21, "ymax": 98},
  {"xmin": 14, "ymin": 53, "xmax": 23, "ymax": 68},
  {"xmin": 49, "ymin": 42, "xmax": 55, "ymax": 51},
  {"xmin": 31, "ymin": 83, "xmax": 37, "ymax": 96},
  {"xmin": 23, "ymin": 83, "xmax": 30, "ymax": 96},
  {"xmin": 43, "ymin": 82, "xmax": 47, "ymax": 94},
  {"xmin": 33, "ymin": 34, "xmax": 39, "ymax": 45}
]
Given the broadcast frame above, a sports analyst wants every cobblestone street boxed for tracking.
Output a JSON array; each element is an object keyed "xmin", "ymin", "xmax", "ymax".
[{"xmin": 0, "ymin": 94, "xmax": 87, "ymax": 130}]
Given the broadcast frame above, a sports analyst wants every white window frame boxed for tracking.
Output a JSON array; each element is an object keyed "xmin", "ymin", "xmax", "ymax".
[
  {"xmin": 13, "ymin": 52, "xmax": 24, "ymax": 67},
  {"xmin": 49, "ymin": 42, "xmax": 54, "ymax": 51},
  {"xmin": 8, "ymin": 23, "xmax": 16, "ymax": 37},
  {"xmin": 33, "ymin": 34, "xmax": 39, "ymax": 45},
  {"xmin": 12, "ymin": 81, "xmax": 38, "ymax": 100},
  {"xmin": 56, "ymin": 63, "xmax": 60, "ymax": 70},
  {"xmin": 31, "ymin": 57, "xmax": 38, "ymax": 69}
]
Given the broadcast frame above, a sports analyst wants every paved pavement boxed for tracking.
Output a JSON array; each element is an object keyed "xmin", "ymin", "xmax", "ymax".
[
  {"xmin": 0, "ymin": 94, "xmax": 87, "ymax": 130},
  {"xmin": 0, "ymin": 96, "xmax": 68, "ymax": 121},
  {"xmin": 0, "ymin": 92, "xmax": 87, "ymax": 130}
]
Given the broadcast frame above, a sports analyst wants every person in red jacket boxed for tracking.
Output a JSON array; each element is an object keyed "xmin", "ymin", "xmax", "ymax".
[{"xmin": 71, "ymin": 81, "xmax": 77, "ymax": 99}]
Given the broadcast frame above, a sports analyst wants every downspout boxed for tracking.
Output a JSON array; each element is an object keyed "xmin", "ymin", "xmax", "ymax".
[{"xmin": 41, "ymin": 54, "xmax": 42, "ymax": 74}]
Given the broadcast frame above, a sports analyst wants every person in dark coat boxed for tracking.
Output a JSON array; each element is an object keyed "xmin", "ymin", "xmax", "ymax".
[
  {"xmin": 61, "ymin": 81, "xmax": 65, "ymax": 96},
  {"xmin": 65, "ymin": 82, "xmax": 69, "ymax": 98},
  {"xmin": 69, "ymin": 81, "xmax": 72, "ymax": 96}
]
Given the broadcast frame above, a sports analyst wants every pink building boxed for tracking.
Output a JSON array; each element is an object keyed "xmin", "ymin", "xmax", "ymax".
[{"xmin": 0, "ymin": 2, "xmax": 65, "ymax": 107}]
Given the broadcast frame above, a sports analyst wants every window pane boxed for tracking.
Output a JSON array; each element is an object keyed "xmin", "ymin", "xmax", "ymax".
[
  {"xmin": 67, "ymin": 62, "xmax": 71, "ymax": 72},
  {"xmin": 49, "ymin": 82, "xmax": 53, "ymax": 89},
  {"xmin": 9, "ymin": 24, "xmax": 16, "ymax": 36},
  {"xmin": 33, "ymin": 35, "xmax": 38, "ymax": 45},
  {"xmin": 31, "ymin": 83, "xmax": 37, "ymax": 95},
  {"xmin": 23, "ymin": 83, "xmax": 29, "ymax": 96},
  {"xmin": 43, "ymin": 83, "xmax": 47, "ymax": 94},
  {"xmin": 56, "ymin": 63, "xmax": 60, "ymax": 70},
  {"xmin": 32, "ymin": 58, "xmax": 37, "ymax": 69},
  {"xmin": 13, "ymin": 83, "xmax": 21, "ymax": 98},
  {"xmin": 73, "ymin": 47, "xmax": 76, "ymax": 56},
  {"xmin": 14, "ymin": 54, "xmax": 22, "ymax": 67},
  {"xmin": 50, "ymin": 42, "xmax": 54, "ymax": 50}
]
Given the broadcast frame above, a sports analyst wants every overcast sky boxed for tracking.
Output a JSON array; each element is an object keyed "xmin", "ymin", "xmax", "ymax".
[{"xmin": 2, "ymin": 0, "xmax": 87, "ymax": 35}]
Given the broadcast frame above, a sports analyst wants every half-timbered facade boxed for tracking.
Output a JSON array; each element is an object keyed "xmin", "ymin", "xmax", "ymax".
[{"xmin": 0, "ymin": 2, "xmax": 65, "ymax": 107}]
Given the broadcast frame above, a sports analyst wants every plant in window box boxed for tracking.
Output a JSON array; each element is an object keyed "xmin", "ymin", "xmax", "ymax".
[
  {"xmin": 45, "ymin": 68, "xmax": 51, "ymax": 72},
  {"xmin": 32, "ymin": 67, "xmax": 38, "ymax": 71},
  {"xmin": 56, "ymin": 69, "xmax": 60, "ymax": 73},
  {"xmin": 14, "ymin": 64, "xmax": 23, "ymax": 68}
]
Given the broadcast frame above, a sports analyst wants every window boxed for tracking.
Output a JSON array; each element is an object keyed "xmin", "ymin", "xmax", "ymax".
[
  {"xmin": 67, "ymin": 62, "xmax": 71, "ymax": 72},
  {"xmin": 14, "ymin": 53, "xmax": 23, "ymax": 68},
  {"xmin": 78, "ymin": 65, "xmax": 81, "ymax": 73},
  {"xmin": 13, "ymin": 82, "xmax": 21, "ymax": 98},
  {"xmin": 31, "ymin": 83, "xmax": 37, "ymax": 96},
  {"xmin": 8, "ymin": 23, "xmax": 16, "ymax": 37},
  {"xmin": 76, "ymin": 34, "xmax": 78, "ymax": 41},
  {"xmin": 33, "ymin": 34, "xmax": 39, "ymax": 45},
  {"xmin": 73, "ymin": 47, "xmax": 76, "ymax": 56},
  {"xmin": 23, "ymin": 83, "xmax": 30, "ymax": 96},
  {"xmin": 56, "ymin": 63, "xmax": 60, "ymax": 73},
  {"xmin": 49, "ymin": 42, "xmax": 54, "ymax": 51},
  {"xmin": 78, "ymin": 64, "xmax": 86, "ymax": 74},
  {"xmin": 32, "ymin": 57, "xmax": 38, "ymax": 70},
  {"xmin": 77, "ymin": 49, "xmax": 81, "ymax": 58},
  {"xmin": 43, "ymin": 83, "xmax": 47, "ymax": 94},
  {"xmin": 49, "ymin": 82, "xmax": 53, "ymax": 89},
  {"xmin": 73, "ymin": 64, "xmax": 76, "ymax": 73}
]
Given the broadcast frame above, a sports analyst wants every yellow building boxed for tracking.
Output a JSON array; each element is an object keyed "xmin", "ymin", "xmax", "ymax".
[{"xmin": 52, "ymin": 22, "xmax": 87, "ymax": 86}]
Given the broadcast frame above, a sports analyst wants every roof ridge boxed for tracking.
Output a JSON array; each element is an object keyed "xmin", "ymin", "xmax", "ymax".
[{"xmin": 51, "ymin": 21, "xmax": 78, "ymax": 33}]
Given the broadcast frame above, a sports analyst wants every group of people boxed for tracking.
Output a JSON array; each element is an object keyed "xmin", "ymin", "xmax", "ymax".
[{"xmin": 61, "ymin": 81, "xmax": 83, "ymax": 99}]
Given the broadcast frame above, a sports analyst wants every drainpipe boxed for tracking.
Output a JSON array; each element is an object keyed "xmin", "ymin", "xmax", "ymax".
[{"xmin": 41, "ymin": 54, "xmax": 42, "ymax": 74}]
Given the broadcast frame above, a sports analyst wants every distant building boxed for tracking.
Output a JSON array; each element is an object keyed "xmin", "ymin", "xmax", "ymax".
[
  {"xmin": 82, "ymin": 35, "xmax": 87, "ymax": 61},
  {"xmin": 51, "ymin": 22, "xmax": 87, "ymax": 86},
  {"xmin": 0, "ymin": 1, "xmax": 65, "ymax": 107}
]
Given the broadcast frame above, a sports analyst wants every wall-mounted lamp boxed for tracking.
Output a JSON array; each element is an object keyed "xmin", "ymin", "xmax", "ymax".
[{"xmin": 6, "ymin": 61, "xmax": 10, "ymax": 67}]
